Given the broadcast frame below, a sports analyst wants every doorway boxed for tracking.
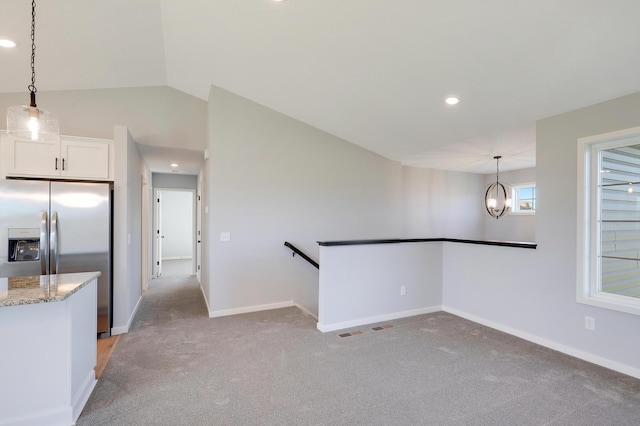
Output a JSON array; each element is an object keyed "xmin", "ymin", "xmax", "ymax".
[{"xmin": 153, "ymin": 188, "xmax": 196, "ymax": 278}]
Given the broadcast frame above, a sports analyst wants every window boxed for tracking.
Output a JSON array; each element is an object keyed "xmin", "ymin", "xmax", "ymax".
[
  {"xmin": 511, "ymin": 183, "xmax": 536, "ymax": 214},
  {"xmin": 577, "ymin": 126, "xmax": 640, "ymax": 316}
]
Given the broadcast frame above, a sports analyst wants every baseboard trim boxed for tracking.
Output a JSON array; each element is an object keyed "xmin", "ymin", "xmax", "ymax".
[
  {"xmin": 317, "ymin": 305, "xmax": 442, "ymax": 333},
  {"xmin": 293, "ymin": 302, "xmax": 318, "ymax": 321},
  {"xmin": 111, "ymin": 295, "xmax": 142, "ymax": 335},
  {"xmin": 71, "ymin": 371, "xmax": 97, "ymax": 422},
  {"xmin": 2, "ymin": 406, "xmax": 72, "ymax": 426},
  {"xmin": 210, "ymin": 301, "xmax": 294, "ymax": 318},
  {"xmin": 199, "ymin": 284, "xmax": 211, "ymax": 315},
  {"xmin": 443, "ymin": 306, "xmax": 640, "ymax": 380}
]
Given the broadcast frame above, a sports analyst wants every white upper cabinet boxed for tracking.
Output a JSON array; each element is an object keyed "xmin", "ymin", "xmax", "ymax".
[{"xmin": 2, "ymin": 134, "xmax": 114, "ymax": 181}]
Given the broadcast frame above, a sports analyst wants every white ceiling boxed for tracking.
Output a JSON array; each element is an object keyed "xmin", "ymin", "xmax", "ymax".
[{"xmin": 2, "ymin": 0, "xmax": 640, "ymax": 174}]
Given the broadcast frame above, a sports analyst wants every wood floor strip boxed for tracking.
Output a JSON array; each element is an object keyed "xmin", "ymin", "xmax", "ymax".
[{"xmin": 96, "ymin": 335, "xmax": 120, "ymax": 379}]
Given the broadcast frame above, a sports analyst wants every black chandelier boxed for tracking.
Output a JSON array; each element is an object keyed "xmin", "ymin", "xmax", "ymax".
[{"xmin": 484, "ymin": 156, "xmax": 511, "ymax": 219}]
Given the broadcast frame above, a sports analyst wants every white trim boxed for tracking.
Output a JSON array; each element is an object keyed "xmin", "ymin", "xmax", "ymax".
[
  {"xmin": 71, "ymin": 370, "xmax": 97, "ymax": 422},
  {"xmin": 0, "ymin": 407, "xmax": 71, "ymax": 426},
  {"xmin": 111, "ymin": 295, "xmax": 142, "ymax": 335},
  {"xmin": 162, "ymin": 256, "xmax": 193, "ymax": 261},
  {"xmin": 443, "ymin": 306, "xmax": 640, "ymax": 380},
  {"xmin": 576, "ymin": 127, "xmax": 640, "ymax": 316},
  {"xmin": 210, "ymin": 300, "xmax": 294, "ymax": 318},
  {"xmin": 316, "ymin": 305, "xmax": 442, "ymax": 333},
  {"xmin": 294, "ymin": 302, "xmax": 318, "ymax": 321},
  {"xmin": 200, "ymin": 284, "xmax": 211, "ymax": 315}
]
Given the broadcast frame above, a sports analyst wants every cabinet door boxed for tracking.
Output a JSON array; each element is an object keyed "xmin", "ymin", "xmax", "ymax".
[
  {"xmin": 60, "ymin": 139, "xmax": 110, "ymax": 180},
  {"xmin": 5, "ymin": 136, "xmax": 60, "ymax": 177}
]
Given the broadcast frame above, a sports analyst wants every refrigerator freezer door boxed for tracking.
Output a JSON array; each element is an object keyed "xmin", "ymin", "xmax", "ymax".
[
  {"xmin": 0, "ymin": 180, "xmax": 51, "ymax": 278},
  {"xmin": 51, "ymin": 181, "xmax": 111, "ymax": 336}
]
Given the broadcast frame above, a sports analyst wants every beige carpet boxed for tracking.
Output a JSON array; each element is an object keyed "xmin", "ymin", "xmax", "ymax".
[{"xmin": 77, "ymin": 275, "xmax": 640, "ymax": 425}]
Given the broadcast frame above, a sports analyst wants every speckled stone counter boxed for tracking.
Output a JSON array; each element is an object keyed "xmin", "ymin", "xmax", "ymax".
[
  {"xmin": 0, "ymin": 271, "xmax": 101, "ymax": 307},
  {"xmin": 0, "ymin": 272, "xmax": 99, "ymax": 425}
]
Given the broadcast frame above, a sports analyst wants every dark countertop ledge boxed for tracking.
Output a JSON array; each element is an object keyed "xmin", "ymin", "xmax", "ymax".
[{"xmin": 317, "ymin": 238, "xmax": 536, "ymax": 249}]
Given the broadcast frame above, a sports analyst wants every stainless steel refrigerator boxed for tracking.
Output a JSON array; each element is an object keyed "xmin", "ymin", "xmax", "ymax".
[{"xmin": 0, "ymin": 179, "xmax": 112, "ymax": 337}]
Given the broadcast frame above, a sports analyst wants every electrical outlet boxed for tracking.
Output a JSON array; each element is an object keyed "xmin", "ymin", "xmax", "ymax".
[
  {"xmin": 585, "ymin": 316, "xmax": 596, "ymax": 331},
  {"xmin": 400, "ymin": 285, "xmax": 406, "ymax": 296},
  {"xmin": 220, "ymin": 232, "xmax": 231, "ymax": 242}
]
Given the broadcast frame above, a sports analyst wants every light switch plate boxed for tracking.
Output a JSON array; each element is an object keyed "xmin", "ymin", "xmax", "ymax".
[{"xmin": 220, "ymin": 232, "xmax": 231, "ymax": 242}]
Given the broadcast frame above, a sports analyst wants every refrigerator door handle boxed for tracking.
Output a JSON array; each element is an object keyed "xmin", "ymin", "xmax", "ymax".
[
  {"xmin": 40, "ymin": 211, "xmax": 48, "ymax": 275},
  {"xmin": 50, "ymin": 211, "xmax": 59, "ymax": 275}
]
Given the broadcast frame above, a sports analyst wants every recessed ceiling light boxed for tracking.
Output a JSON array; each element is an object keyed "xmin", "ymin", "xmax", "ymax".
[
  {"xmin": 0, "ymin": 39, "xmax": 16, "ymax": 48},
  {"xmin": 170, "ymin": 163, "xmax": 179, "ymax": 167},
  {"xmin": 445, "ymin": 97, "xmax": 460, "ymax": 105}
]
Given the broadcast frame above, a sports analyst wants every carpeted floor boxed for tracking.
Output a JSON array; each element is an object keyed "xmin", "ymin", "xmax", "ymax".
[{"xmin": 77, "ymin": 275, "xmax": 640, "ymax": 425}]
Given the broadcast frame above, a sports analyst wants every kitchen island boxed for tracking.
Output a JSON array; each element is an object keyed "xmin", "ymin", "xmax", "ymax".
[{"xmin": 0, "ymin": 272, "xmax": 100, "ymax": 426}]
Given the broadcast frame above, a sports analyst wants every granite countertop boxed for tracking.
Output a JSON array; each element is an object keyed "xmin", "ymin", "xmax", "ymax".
[{"xmin": 0, "ymin": 271, "xmax": 101, "ymax": 307}]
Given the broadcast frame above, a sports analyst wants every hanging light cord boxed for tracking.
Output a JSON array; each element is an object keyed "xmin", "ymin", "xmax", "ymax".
[
  {"xmin": 28, "ymin": 0, "xmax": 37, "ymax": 108},
  {"xmin": 494, "ymin": 155, "xmax": 501, "ymax": 186}
]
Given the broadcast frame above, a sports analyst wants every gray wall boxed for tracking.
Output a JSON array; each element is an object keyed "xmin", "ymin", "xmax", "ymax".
[
  {"xmin": 0, "ymin": 86, "xmax": 207, "ymax": 150},
  {"xmin": 204, "ymin": 85, "xmax": 487, "ymax": 317},
  {"xmin": 112, "ymin": 126, "xmax": 144, "ymax": 334},
  {"xmin": 483, "ymin": 167, "xmax": 536, "ymax": 242},
  {"xmin": 402, "ymin": 166, "xmax": 484, "ymax": 239},
  {"xmin": 153, "ymin": 173, "xmax": 198, "ymax": 189},
  {"xmin": 205, "ymin": 85, "xmax": 403, "ymax": 316}
]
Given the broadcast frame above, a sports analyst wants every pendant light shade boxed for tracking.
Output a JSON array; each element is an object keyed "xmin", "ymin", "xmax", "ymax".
[
  {"xmin": 485, "ymin": 155, "xmax": 511, "ymax": 219},
  {"xmin": 7, "ymin": 105, "xmax": 59, "ymax": 142},
  {"xmin": 6, "ymin": 0, "xmax": 59, "ymax": 142}
]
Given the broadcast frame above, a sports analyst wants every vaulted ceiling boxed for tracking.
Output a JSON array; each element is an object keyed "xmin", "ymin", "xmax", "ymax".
[{"xmin": 2, "ymin": 0, "xmax": 640, "ymax": 173}]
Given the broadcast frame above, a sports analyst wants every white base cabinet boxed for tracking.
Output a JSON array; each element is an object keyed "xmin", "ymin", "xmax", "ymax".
[
  {"xmin": 0, "ymin": 279, "xmax": 98, "ymax": 426},
  {"xmin": 1, "ymin": 134, "xmax": 114, "ymax": 181}
]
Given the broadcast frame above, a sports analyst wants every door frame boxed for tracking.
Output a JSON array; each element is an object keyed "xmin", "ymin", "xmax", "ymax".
[{"xmin": 152, "ymin": 187, "xmax": 197, "ymax": 278}]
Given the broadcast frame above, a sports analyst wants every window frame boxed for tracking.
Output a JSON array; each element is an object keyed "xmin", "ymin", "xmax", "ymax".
[
  {"xmin": 510, "ymin": 182, "xmax": 536, "ymax": 215},
  {"xmin": 577, "ymin": 126, "xmax": 640, "ymax": 316}
]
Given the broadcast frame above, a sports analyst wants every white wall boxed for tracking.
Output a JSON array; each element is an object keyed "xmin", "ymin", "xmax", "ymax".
[
  {"xmin": 159, "ymin": 190, "xmax": 193, "ymax": 259},
  {"xmin": 443, "ymin": 92, "xmax": 640, "ymax": 378},
  {"xmin": 483, "ymin": 167, "xmax": 536, "ymax": 242}
]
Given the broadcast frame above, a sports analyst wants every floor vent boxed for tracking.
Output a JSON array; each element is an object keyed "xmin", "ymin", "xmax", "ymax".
[
  {"xmin": 338, "ymin": 330, "xmax": 363, "ymax": 338},
  {"xmin": 339, "ymin": 325, "xmax": 393, "ymax": 338}
]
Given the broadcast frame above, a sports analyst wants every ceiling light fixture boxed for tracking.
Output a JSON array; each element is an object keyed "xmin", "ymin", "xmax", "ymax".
[
  {"xmin": 485, "ymin": 156, "xmax": 511, "ymax": 219},
  {"xmin": 6, "ymin": 0, "xmax": 59, "ymax": 142},
  {"xmin": 170, "ymin": 163, "xmax": 179, "ymax": 168},
  {"xmin": 0, "ymin": 39, "xmax": 16, "ymax": 48},
  {"xmin": 445, "ymin": 97, "xmax": 460, "ymax": 105}
]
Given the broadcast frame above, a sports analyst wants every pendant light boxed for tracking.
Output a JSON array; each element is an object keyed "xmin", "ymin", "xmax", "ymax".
[
  {"xmin": 485, "ymin": 155, "xmax": 511, "ymax": 219},
  {"xmin": 6, "ymin": 0, "xmax": 59, "ymax": 142}
]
